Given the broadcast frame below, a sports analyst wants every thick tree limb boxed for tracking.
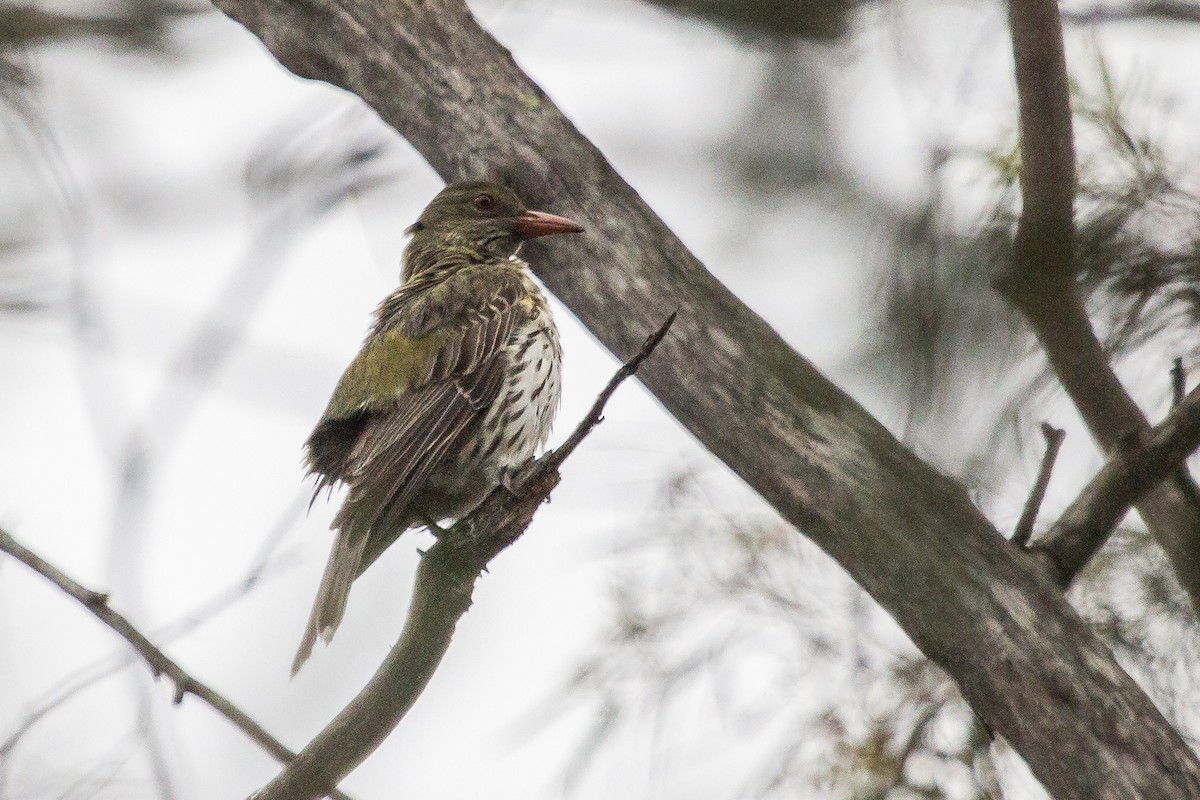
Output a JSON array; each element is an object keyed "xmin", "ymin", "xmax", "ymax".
[
  {"xmin": 998, "ymin": 0, "xmax": 1200, "ymax": 610},
  {"xmin": 207, "ymin": 1, "xmax": 1200, "ymax": 796},
  {"xmin": 250, "ymin": 315, "xmax": 675, "ymax": 800},
  {"xmin": 0, "ymin": 527, "xmax": 355, "ymax": 800},
  {"xmin": 1033, "ymin": 383, "xmax": 1200, "ymax": 584}
]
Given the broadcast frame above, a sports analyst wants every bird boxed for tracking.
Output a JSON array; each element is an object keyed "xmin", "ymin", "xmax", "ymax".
[{"xmin": 291, "ymin": 180, "xmax": 583, "ymax": 674}]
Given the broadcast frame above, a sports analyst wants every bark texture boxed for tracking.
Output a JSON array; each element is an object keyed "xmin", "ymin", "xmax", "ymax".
[{"xmin": 208, "ymin": 1, "xmax": 1200, "ymax": 796}]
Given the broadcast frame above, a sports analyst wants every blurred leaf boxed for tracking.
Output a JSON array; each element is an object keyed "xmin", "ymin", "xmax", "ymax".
[{"xmin": 553, "ymin": 470, "xmax": 1004, "ymax": 799}]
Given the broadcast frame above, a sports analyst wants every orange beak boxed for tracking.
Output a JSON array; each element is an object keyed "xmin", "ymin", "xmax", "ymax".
[{"xmin": 515, "ymin": 209, "xmax": 585, "ymax": 239}]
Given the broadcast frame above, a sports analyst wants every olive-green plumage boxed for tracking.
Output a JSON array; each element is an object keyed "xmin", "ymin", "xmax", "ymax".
[{"xmin": 292, "ymin": 181, "xmax": 583, "ymax": 674}]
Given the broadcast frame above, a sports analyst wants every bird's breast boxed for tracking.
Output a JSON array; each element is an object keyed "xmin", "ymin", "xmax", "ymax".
[{"xmin": 469, "ymin": 315, "xmax": 562, "ymax": 475}]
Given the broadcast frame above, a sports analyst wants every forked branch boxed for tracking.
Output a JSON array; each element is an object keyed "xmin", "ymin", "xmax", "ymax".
[
  {"xmin": 1033, "ymin": 384, "xmax": 1200, "ymax": 584},
  {"xmin": 999, "ymin": 0, "xmax": 1200, "ymax": 609}
]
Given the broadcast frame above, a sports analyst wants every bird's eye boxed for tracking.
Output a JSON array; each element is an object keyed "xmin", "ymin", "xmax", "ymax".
[{"xmin": 473, "ymin": 194, "xmax": 495, "ymax": 212}]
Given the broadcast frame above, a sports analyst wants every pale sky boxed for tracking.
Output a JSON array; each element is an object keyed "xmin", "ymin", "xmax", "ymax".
[{"xmin": 1, "ymin": 1, "xmax": 1197, "ymax": 798}]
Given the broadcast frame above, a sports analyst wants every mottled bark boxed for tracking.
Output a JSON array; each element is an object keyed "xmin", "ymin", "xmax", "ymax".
[{"xmin": 207, "ymin": 1, "xmax": 1200, "ymax": 797}]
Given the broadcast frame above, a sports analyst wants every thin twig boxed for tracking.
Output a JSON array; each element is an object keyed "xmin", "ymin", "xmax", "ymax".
[
  {"xmin": 0, "ymin": 526, "xmax": 356, "ymax": 800},
  {"xmin": 250, "ymin": 312, "xmax": 677, "ymax": 800},
  {"xmin": 0, "ymin": 539, "xmax": 304, "ymax": 760},
  {"xmin": 1167, "ymin": 358, "xmax": 1200, "ymax": 512},
  {"xmin": 1173, "ymin": 357, "xmax": 1186, "ymax": 407},
  {"xmin": 535, "ymin": 309, "xmax": 676, "ymax": 475},
  {"xmin": 1012, "ymin": 423, "xmax": 1066, "ymax": 548},
  {"xmin": 1032, "ymin": 383, "xmax": 1200, "ymax": 584}
]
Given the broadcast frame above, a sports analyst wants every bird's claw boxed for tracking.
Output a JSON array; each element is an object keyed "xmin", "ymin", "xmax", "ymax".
[{"xmin": 500, "ymin": 458, "xmax": 538, "ymax": 495}]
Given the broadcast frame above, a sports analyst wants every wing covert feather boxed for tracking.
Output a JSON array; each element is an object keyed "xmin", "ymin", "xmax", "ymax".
[{"xmin": 323, "ymin": 269, "xmax": 532, "ymax": 537}]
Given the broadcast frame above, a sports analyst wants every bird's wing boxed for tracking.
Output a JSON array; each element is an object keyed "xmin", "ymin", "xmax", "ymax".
[{"xmin": 316, "ymin": 270, "xmax": 533, "ymax": 537}]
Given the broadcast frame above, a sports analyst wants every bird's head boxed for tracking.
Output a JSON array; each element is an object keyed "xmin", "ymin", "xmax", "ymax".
[{"xmin": 403, "ymin": 181, "xmax": 583, "ymax": 280}]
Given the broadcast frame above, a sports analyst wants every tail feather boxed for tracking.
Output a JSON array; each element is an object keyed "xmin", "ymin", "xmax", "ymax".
[{"xmin": 291, "ymin": 530, "xmax": 371, "ymax": 676}]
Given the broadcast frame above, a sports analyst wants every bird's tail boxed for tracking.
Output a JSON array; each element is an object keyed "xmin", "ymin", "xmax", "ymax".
[{"xmin": 291, "ymin": 529, "xmax": 370, "ymax": 676}]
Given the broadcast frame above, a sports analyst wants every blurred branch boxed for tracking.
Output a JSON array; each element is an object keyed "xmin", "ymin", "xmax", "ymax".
[
  {"xmin": 999, "ymin": 0, "xmax": 1200, "ymax": 611},
  {"xmin": 1004, "ymin": 0, "xmax": 1076, "ymax": 288},
  {"xmin": 0, "ymin": 493, "xmax": 308, "ymax": 761},
  {"xmin": 0, "ymin": 525, "xmax": 355, "ymax": 800},
  {"xmin": 1012, "ymin": 423, "xmax": 1066, "ymax": 547},
  {"xmin": 0, "ymin": 2, "xmax": 201, "ymax": 53},
  {"xmin": 1033, "ymin": 383, "xmax": 1200, "ymax": 584},
  {"xmin": 636, "ymin": 0, "xmax": 855, "ymax": 41},
  {"xmin": 1063, "ymin": 0, "xmax": 1200, "ymax": 25},
  {"xmin": 250, "ymin": 313, "xmax": 675, "ymax": 800}
]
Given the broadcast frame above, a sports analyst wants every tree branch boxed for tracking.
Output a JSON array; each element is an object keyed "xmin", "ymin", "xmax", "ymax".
[
  {"xmin": 1063, "ymin": 0, "xmax": 1200, "ymax": 26},
  {"xmin": 1173, "ymin": 357, "xmax": 1186, "ymax": 407},
  {"xmin": 206, "ymin": 1, "xmax": 1200, "ymax": 795},
  {"xmin": 998, "ymin": 0, "xmax": 1200, "ymax": 610},
  {"xmin": 1033, "ymin": 383, "xmax": 1200, "ymax": 584},
  {"xmin": 1012, "ymin": 422, "xmax": 1065, "ymax": 548},
  {"xmin": 250, "ymin": 314, "xmax": 676, "ymax": 800},
  {"xmin": 0, "ymin": 527, "xmax": 355, "ymax": 800},
  {"xmin": 1003, "ymin": 0, "xmax": 1076, "ymax": 293},
  {"xmin": 636, "ymin": 0, "xmax": 851, "ymax": 41}
]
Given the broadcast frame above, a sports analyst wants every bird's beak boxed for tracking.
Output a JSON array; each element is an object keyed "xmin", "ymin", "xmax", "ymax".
[{"xmin": 515, "ymin": 209, "xmax": 585, "ymax": 239}]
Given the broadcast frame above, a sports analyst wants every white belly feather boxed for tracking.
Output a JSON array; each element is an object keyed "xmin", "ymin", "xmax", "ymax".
[{"xmin": 473, "ymin": 317, "xmax": 562, "ymax": 475}]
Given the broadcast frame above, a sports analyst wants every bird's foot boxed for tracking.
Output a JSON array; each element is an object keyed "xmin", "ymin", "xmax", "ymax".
[{"xmin": 500, "ymin": 458, "xmax": 538, "ymax": 496}]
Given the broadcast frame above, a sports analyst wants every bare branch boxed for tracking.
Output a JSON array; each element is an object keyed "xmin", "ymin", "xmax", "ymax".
[
  {"xmin": 1012, "ymin": 422, "xmax": 1066, "ymax": 547},
  {"xmin": 998, "ymin": 0, "xmax": 1200, "ymax": 610},
  {"xmin": 249, "ymin": 314, "xmax": 676, "ymax": 800},
  {"xmin": 1032, "ymin": 384, "xmax": 1200, "ymax": 584},
  {"xmin": 0, "ymin": 535, "xmax": 304, "ymax": 760},
  {"xmin": 0, "ymin": 526, "xmax": 355, "ymax": 800}
]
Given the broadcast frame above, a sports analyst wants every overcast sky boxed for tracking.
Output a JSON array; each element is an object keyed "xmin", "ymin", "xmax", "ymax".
[{"xmin": 2, "ymin": 1, "xmax": 1198, "ymax": 798}]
